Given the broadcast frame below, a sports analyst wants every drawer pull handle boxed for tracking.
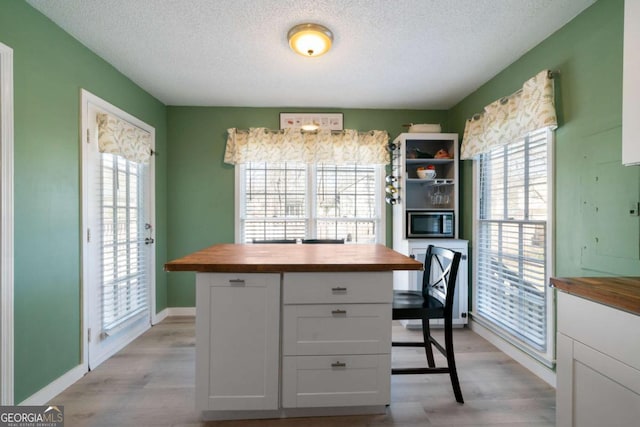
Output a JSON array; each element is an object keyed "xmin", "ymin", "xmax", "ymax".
[
  {"xmin": 331, "ymin": 286, "xmax": 347, "ymax": 293},
  {"xmin": 331, "ymin": 361, "xmax": 346, "ymax": 368},
  {"xmin": 229, "ymin": 279, "xmax": 246, "ymax": 286},
  {"xmin": 331, "ymin": 309, "xmax": 347, "ymax": 315}
]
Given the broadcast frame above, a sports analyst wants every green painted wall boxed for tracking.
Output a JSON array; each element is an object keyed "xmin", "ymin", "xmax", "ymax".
[
  {"xmin": 165, "ymin": 107, "xmax": 447, "ymax": 306},
  {"xmin": 0, "ymin": 0, "xmax": 168, "ymax": 402},
  {"xmin": 5, "ymin": 0, "xmax": 639, "ymax": 406},
  {"xmin": 448, "ymin": 0, "xmax": 640, "ymax": 278}
]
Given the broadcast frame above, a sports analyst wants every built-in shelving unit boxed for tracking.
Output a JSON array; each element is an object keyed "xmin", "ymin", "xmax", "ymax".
[
  {"xmin": 390, "ymin": 133, "xmax": 459, "ymax": 235},
  {"xmin": 390, "ymin": 132, "xmax": 468, "ymax": 326}
]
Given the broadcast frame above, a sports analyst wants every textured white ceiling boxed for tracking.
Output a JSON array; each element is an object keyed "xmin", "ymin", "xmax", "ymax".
[{"xmin": 26, "ymin": 0, "xmax": 596, "ymax": 109}]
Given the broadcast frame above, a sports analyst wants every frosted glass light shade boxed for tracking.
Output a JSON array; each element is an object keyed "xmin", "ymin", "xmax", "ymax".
[{"xmin": 288, "ymin": 23, "xmax": 333, "ymax": 57}]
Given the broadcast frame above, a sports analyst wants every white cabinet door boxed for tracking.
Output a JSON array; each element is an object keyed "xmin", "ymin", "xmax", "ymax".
[
  {"xmin": 556, "ymin": 292, "xmax": 640, "ymax": 426},
  {"xmin": 195, "ymin": 273, "xmax": 280, "ymax": 411},
  {"xmin": 623, "ymin": 0, "xmax": 640, "ymax": 165},
  {"xmin": 556, "ymin": 333, "xmax": 640, "ymax": 427}
]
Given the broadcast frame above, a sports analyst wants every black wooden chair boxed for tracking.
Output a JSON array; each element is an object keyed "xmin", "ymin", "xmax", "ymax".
[
  {"xmin": 251, "ymin": 239, "xmax": 297, "ymax": 244},
  {"xmin": 301, "ymin": 238, "xmax": 345, "ymax": 244},
  {"xmin": 392, "ymin": 245, "xmax": 464, "ymax": 403}
]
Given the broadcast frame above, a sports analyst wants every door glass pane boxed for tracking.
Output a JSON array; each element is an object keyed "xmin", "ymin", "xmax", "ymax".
[{"xmin": 100, "ymin": 153, "xmax": 148, "ymax": 332}]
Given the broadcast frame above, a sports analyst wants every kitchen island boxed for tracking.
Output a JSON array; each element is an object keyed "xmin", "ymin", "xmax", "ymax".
[{"xmin": 165, "ymin": 243, "xmax": 422, "ymax": 421}]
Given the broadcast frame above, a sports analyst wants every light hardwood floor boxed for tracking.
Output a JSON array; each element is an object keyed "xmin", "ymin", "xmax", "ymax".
[{"xmin": 49, "ymin": 317, "xmax": 555, "ymax": 426}]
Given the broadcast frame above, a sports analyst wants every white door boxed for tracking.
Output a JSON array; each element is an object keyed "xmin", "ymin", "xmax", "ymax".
[
  {"xmin": 0, "ymin": 41, "xmax": 15, "ymax": 405},
  {"xmin": 81, "ymin": 90, "xmax": 155, "ymax": 369}
]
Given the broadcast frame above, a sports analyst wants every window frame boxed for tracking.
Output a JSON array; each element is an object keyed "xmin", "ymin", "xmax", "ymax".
[
  {"xmin": 471, "ymin": 127, "xmax": 555, "ymax": 367},
  {"xmin": 234, "ymin": 162, "xmax": 386, "ymax": 244}
]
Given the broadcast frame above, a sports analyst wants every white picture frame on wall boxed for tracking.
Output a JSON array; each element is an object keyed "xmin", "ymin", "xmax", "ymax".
[{"xmin": 279, "ymin": 112, "xmax": 343, "ymax": 130}]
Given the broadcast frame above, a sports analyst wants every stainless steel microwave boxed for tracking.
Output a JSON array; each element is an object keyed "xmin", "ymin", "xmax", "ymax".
[{"xmin": 406, "ymin": 211, "xmax": 454, "ymax": 238}]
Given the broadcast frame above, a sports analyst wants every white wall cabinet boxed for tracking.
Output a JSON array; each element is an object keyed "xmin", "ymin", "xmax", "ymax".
[
  {"xmin": 556, "ymin": 291, "xmax": 640, "ymax": 426},
  {"xmin": 195, "ymin": 273, "xmax": 280, "ymax": 411},
  {"xmin": 623, "ymin": 0, "xmax": 640, "ymax": 165}
]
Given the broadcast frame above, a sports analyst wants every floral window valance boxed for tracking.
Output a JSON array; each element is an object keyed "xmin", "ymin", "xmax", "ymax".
[
  {"xmin": 97, "ymin": 113, "xmax": 152, "ymax": 164},
  {"xmin": 224, "ymin": 128, "xmax": 390, "ymax": 165},
  {"xmin": 461, "ymin": 69, "xmax": 558, "ymax": 159}
]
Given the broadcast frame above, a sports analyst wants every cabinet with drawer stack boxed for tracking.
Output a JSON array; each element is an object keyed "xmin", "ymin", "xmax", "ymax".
[{"xmin": 281, "ymin": 272, "xmax": 392, "ymax": 408}]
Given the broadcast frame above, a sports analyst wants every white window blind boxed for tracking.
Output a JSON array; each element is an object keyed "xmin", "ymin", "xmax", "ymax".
[
  {"xmin": 100, "ymin": 153, "xmax": 149, "ymax": 333},
  {"xmin": 316, "ymin": 164, "xmax": 378, "ymax": 243},
  {"xmin": 239, "ymin": 162, "xmax": 382, "ymax": 243},
  {"xmin": 476, "ymin": 128, "xmax": 550, "ymax": 353},
  {"xmin": 243, "ymin": 162, "xmax": 308, "ymax": 241}
]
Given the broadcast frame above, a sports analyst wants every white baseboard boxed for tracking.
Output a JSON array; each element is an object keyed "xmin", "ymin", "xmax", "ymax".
[
  {"xmin": 166, "ymin": 307, "xmax": 196, "ymax": 317},
  {"xmin": 153, "ymin": 308, "xmax": 169, "ymax": 324},
  {"xmin": 89, "ymin": 320, "xmax": 150, "ymax": 370},
  {"xmin": 153, "ymin": 307, "xmax": 195, "ymax": 324},
  {"xmin": 470, "ymin": 319, "xmax": 556, "ymax": 387},
  {"xmin": 19, "ymin": 364, "xmax": 85, "ymax": 406},
  {"xmin": 21, "ymin": 307, "xmax": 195, "ymax": 406}
]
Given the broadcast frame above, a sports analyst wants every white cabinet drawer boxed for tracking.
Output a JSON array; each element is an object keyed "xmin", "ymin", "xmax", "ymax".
[
  {"xmin": 557, "ymin": 292, "xmax": 640, "ymax": 371},
  {"xmin": 283, "ymin": 304, "xmax": 391, "ymax": 355},
  {"xmin": 196, "ymin": 272, "xmax": 280, "ymax": 289},
  {"xmin": 283, "ymin": 272, "xmax": 392, "ymax": 304},
  {"xmin": 282, "ymin": 354, "xmax": 391, "ymax": 408}
]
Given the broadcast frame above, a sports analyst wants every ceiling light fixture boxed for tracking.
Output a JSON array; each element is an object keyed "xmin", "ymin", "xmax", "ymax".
[{"xmin": 288, "ymin": 23, "xmax": 333, "ymax": 57}]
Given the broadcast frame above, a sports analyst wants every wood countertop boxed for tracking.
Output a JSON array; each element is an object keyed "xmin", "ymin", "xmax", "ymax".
[
  {"xmin": 550, "ymin": 276, "xmax": 640, "ymax": 316},
  {"xmin": 164, "ymin": 243, "xmax": 423, "ymax": 273}
]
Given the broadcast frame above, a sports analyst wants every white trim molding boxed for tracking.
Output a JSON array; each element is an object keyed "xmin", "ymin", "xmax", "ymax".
[
  {"xmin": 165, "ymin": 307, "xmax": 196, "ymax": 317},
  {"xmin": 470, "ymin": 319, "xmax": 556, "ymax": 387},
  {"xmin": 0, "ymin": 41, "xmax": 15, "ymax": 406},
  {"xmin": 153, "ymin": 308, "xmax": 195, "ymax": 323},
  {"xmin": 152, "ymin": 308, "xmax": 169, "ymax": 325},
  {"xmin": 19, "ymin": 364, "xmax": 85, "ymax": 406}
]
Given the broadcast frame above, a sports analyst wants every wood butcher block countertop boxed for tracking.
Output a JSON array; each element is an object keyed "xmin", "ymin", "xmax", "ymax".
[
  {"xmin": 164, "ymin": 243, "xmax": 423, "ymax": 273},
  {"xmin": 550, "ymin": 276, "xmax": 640, "ymax": 316}
]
